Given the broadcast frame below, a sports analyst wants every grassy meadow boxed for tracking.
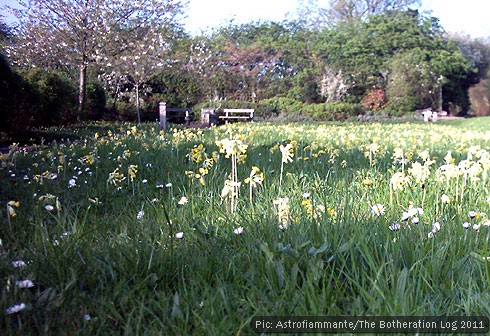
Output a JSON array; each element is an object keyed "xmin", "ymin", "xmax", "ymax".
[{"xmin": 1, "ymin": 118, "xmax": 490, "ymax": 334}]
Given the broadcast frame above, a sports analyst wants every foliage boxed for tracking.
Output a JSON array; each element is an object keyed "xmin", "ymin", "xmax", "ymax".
[
  {"xmin": 362, "ymin": 87, "xmax": 387, "ymax": 111},
  {"xmin": 257, "ymin": 97, "xmax": 304, "ymax": 118},
  {"xmin": 6, "ymin": 0, "xmax": 186, "ymax": 120},
  {"xmin": 302, "ymin": 102, "xmax": 364, "ymax": 120},
  {"xmin": 22, "ymin": 68, "xmax": 78, "ymax": 125}
]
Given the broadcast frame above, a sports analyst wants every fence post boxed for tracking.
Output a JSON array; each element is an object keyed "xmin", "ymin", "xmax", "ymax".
[
  {"xmin": 201, "ymin": 108, "xmax": 216, "ymax": 127},
  {"xmin": 159, "ymin": 102, "xmax": 167, "ymax": 130}
]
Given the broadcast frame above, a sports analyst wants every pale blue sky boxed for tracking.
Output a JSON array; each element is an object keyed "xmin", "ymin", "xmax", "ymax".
[{"xmin": 1, "ymin": 0, "xmax": 489, "ymax": 38}]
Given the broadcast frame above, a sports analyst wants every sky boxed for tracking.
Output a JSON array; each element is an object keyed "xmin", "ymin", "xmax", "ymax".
[{"xmin": 1, "ymin": 0, "xmax": 489, "ymax": 39}]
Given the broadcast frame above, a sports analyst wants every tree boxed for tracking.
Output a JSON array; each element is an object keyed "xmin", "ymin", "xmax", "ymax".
[
  {"xmin": 102, "ymin": 25, "xmax": 185, "ymax": 123},
  {"xmin": 6, "ymin": 0, "xmax": 186, "ymax": 121},
  {"xmin": 296, "ymin": 0, "xmax": 420, "ymax": 28}
]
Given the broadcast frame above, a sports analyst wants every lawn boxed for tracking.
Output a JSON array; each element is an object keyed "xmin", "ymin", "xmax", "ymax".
[{"xmin": 1, "ymin": 118, "xmax": 489, "ymax": 335}]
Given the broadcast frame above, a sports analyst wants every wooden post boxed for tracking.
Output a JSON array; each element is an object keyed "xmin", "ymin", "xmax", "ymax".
[
  {"xmin": 201, "ymin": 108, "xmax": 216, "ymax": 127},
  {"xmin": 159, "ymin": 102, "xmax": 167, "ymax": 130}
]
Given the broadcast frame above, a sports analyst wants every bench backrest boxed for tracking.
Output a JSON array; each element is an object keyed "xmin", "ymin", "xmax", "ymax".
[{"xmin": 222, "ymin": 108, "xmax": 254, "ymax": 119}]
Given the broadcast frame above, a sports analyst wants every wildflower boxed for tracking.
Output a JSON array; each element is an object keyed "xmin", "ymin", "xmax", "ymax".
[
  {"xmin": 44, "ymin": 205, "xmax": 54, "ymax": 211},
  {"xmin": 137, "ymin": 210, "xmax": 144, "ymax": 220},
  {"xmin": 165, "ymin": 182, "xmax": 172, "ymax": 188},
  {"xmin": 279, "ymin": 143, "xmax": 294, "ymax": 163},
  {"xmin": 156, "ymin": 184, "xmax": 164, "ymax": 189},
  {"xmin": 468, "ymin": 210, "xmax": 477, "ymax": 218},
  {"xmin": 273, "ymin": 197, "xmax": 290, "ymax": 229},
  {"xmin": 389, "ymin": 223, "xmax": 401, "ymax": 232},
  {"xmin": 390, "ymin": 172, "xmax": 410, "ymax": 191},
  {"xmin": 473, "ymin": 223, "xmax": 480, "ymax": 231},
  {"xmin": 83, "ymin": 314, "xmax": 91, "ymax": 321},
  {"xmin": 432, "ymin": 222, "xmax": 441, "ymax": 233},
  {"xmin": 462, "ymin": 222, "xmax": 471, "ymax": 229},
  {"xmin": 233, "ymin": 227, "xmax": 244, "ymax": 235},
  {"xmin": 16, "ymin": 280, "xmax": 34, "ymax": 289},
  {"xmin": 175, "ymin": 232, "xmax": 184, "ymax": 239},
  {"xmin": 302, "ymin": 199, "xmax": 313, "ymax": 215},
  {"xmin": 7, "ymin": 200, "xmax": 20, "ymax": 217},
  {"xmin": 244, "ymin": 166, "xmax": 264, "ymax": 188},
  {"xmin": 441, "ymin": 194, "xmax": 450, "ymax": 204},
  {"xmin": 178, "ymin": 196, "xmax": 188, "ymax": 205},
  {"xmin": 408, "ymin": 161, "xmax": 431, "ymax": 184},
  {"xmin": 302, "ymin": 192, "xmax": 311, "ymax": 198},
  {"xmin": 428, "ymin": 232, "xmax": 434, "ymax": 238},
  {"xmin": 220, "ymin": 179, "xmax": 241, "ymax": 199},
  {"xmin": 371, "ymin": 204, "xmax": 385, "ymax": 216},
  {"xmin": 142, "ymin": 179, "xmax": 148, "ymax": 184},
  {"xmin": 5, "ymin": 303, "xmax": 26, "ymax": 314},
  {"xmin": 11, "ymin": 260, "xmax": 26, "ymax": 268},
  {"xmin": 215, "ymin": 138, "xmax": 248, "ymax": 158},
  {"xmin": 362, "ymin": 179, "xmax": 372, "ymax": 186},
  {"xmin": 68, "ymin": 178, "xmax": 77, "ymax": 188},
  {"xmin": 128, "ymin": 165, "xmax": 138, "ymax": 182}
]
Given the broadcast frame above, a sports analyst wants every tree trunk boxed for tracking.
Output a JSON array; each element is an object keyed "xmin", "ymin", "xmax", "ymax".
[
  {"xmin": 136, "ymin": 83, "xmax": 141, "ymax": 124},
  {"xmin": 77, "ymin": 64, "xmax": 87, "ymax": 122}
]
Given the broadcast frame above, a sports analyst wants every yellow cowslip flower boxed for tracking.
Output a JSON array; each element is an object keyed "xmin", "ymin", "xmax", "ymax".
[
  {"xmin": 327, "ymin": 207, "xmax": 337, "ymax": 218},
  {"xmin": 408, "ymin": 161, "xmax": 430, "ymax": 184},
  {"xmin": 362, "ymin": 179, "xmax": 372, "ymax": 186},
  {"xmin": 273, "ymin": 197, "xmax": 290, "ymax": 229},
  {"xmin": 189, "ymin": 144, "xmax": 206, "ymax": 163},
  {"xmin": 7, "ymin": 201, "xmax": 20, "ymax": 217},
  {"xmin": 128, "ymin": 165, "xmax": 138, "ymax": 182},
  {"xmin": 216, "ymin": 138, "xmax": 248, "ymax": 158},
  {"xmin": 221, "ymin": 179, "xmax": 241, "ymax": 199},
  {"xmin": 244, "ymin": 166, "xmax": 264, "ymax": 188},
  {"xmin": 390, "ymin": 172, "xmax": 410, "ymax": 191},
  {"xmin": 301, "ymin": 199, "xmax": 313, "ymax": 215},
  {"xmin": 280, "ymin": 143, "xmax": 294, "ymax": 163},
  {"xmin": 107, "ymin": 168, "xmax": 126, "ymax": 186}
]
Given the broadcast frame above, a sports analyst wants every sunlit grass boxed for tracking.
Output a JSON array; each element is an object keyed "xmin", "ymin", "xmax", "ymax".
[{"xmin": 1, "ymin": 119, "xmax": 489, "ymax": 334}]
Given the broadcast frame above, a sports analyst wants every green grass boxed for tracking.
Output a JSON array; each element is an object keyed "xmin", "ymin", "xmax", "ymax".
[{"xmin": 1, "ymin": 120, "xmax": 489, "ymax": 335}]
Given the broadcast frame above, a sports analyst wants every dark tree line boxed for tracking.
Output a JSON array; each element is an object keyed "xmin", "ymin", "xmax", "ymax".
[{"xmin": 1, "ymin": 1, "xmax": 490, "ymax": 131}]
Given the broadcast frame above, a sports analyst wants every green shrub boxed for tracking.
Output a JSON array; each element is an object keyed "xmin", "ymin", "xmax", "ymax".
[
  {"xmin": 23, "ymin": 68, "xmax": 77, "ymax": 125},
  {"xmin": 257, "ymin": 97, "xmax": 304, "ymax": 118},
  {"xmin": 303, "ymin": 102, "xmax": 364, "ymax": 121},
  {"xmin": 83, "ymin": 81, "xmax": 107, "ymax": 121}
]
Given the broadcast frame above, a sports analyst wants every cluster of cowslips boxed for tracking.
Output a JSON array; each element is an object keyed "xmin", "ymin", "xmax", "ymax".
[
  {"xmin": 216, "ymin": 133, "xmax": 248, "ymax": 213},
  {"xmin": 185, "ymin": 144, "xmax": 218, "ymax": 186}
]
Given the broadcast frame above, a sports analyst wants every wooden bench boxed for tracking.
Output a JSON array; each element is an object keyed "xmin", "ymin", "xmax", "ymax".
[
  {"xmin": 159, "ymin": 102, "xmax": 193, "ymax": 130},
  {"xmin": 218, "ymin": 109, "xmax": 254, "ymax": 124}
]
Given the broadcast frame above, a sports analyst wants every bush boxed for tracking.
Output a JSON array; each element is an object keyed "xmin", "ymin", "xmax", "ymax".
[
  {"xmin": 303, "ymin": 102, "xmax": 364, "ymax": 121},
  {"xmin": 257, "ymin": 97, "xmax": 304, "ymax": 118},
  {"xmin": 23, "ymin": 68, "xmax": 77, "ymax": 126},
  {"xmin": 361, "ymin": 88, "xmax": 387, "ymax": 111},
  {"xmin": 83, "ymin": 81, "xmax": 107, "ymax": 121}
]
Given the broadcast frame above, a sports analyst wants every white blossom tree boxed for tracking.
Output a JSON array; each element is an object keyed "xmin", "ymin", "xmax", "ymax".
[
  {"xmin": 319, "ymin": 66, "xmax": 350, "ymax": 102},
  {"xmin": 6, "ymin": 0, "xmax": 186, "ymax": 120}
]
